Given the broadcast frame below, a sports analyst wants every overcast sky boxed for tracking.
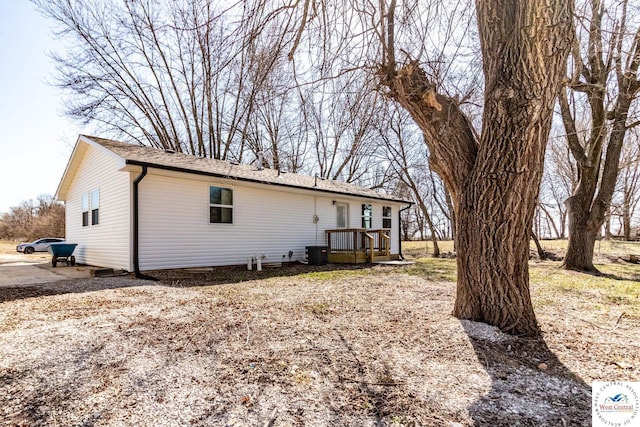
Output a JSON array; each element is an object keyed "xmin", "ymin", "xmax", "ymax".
[{"xmin": 0, "ymin": 1, "xmax": 86, "ymax": 214}]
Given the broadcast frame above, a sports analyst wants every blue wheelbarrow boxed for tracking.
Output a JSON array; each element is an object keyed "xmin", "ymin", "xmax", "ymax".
[{"xmin": 48, "ymin": 243, "xmax": 78, "ymax": 267}]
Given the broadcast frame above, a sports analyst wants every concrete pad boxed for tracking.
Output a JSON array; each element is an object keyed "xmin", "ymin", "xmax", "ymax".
[
  {"xmin": 0, "ymin": 253, "xmax": 49, "ymax": 266},
  {"xmin": 0, "ymin": 253, "xmax": 94, "ymax": 287}
]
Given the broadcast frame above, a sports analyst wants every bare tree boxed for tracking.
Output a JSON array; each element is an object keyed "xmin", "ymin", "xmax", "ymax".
[
  {"xmin": 285, "ymin": 0, "xmax": 573, "ymax": 335},
  {"xmin": 40, "ymin": 0, "xmax": 575, "ymax": 335},
  {"xmin": 538, "ymin": 134, "xmax": 579, "ymax": 238},
  {"xmin": 426, "ymin": 167, "xmax": 454, "ymax": 240},
  {"xmin": 0, "ymin": 195, "xmax": 65, "ymax": 241},
  {"xmin": 612, "ymin": 130, "xmax": 640, "ymax": 239},
  {"xmin": 380, "ymin": 106, "xmax": 442, "ymax": 256},
  {"xmin": 295, "ymin": 74, "xmax": 388, "ymax": 183},
  {"xmin": 33, "ymin": 0, "xmax": 300, "ymax": 158},
  {"xmin": 560, "ymin": 0, "xmax": 640, "ymax": 271},
  {"xmin": 243, "ymin": 55, "xmax": 309, "ymax": 172},
  {"xmin": 373, "ymin": 1, "xmax": 574, "ymax": 335}
]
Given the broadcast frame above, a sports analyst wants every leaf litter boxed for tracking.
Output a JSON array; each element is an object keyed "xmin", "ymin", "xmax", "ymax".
[{"xmin": 0, "ymin": 264, "xmax": 638, "ymax": 426}]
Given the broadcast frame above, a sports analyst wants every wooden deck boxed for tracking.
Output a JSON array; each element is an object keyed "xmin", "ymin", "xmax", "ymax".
[{"xmin": 325, "ymin": 228, "xmax": 397, "ymax": 263}]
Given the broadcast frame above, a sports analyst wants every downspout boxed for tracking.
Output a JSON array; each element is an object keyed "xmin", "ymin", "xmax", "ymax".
[
  {"xmin": 398, "ymin": 204, "xmax": 412, "ymax": 260},
  {"xmin": 133, "ymin": 166, "xmax": 158, "ymax": 280}
]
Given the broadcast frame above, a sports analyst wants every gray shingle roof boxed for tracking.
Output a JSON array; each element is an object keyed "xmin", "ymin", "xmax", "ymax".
[{"xmin": 85, "ymin": 136, "xmax": 410, "ymax": 203}]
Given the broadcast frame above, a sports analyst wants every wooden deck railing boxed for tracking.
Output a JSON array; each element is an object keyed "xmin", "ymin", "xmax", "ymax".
[{"xmin": 325, "ymin": 228, "xmax": 390, "ymax": 263}]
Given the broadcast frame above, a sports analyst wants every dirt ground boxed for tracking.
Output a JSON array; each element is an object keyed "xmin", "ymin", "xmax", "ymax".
[{"xmin": 0, "ymin": 241, "xmax": 638, "ymax": 426}]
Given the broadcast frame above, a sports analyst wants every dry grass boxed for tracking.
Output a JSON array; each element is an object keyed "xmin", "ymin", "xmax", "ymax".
[
  {"xmin": 404, "ymin": 238, "xmax": 640, "ymax": 260},
  {"xmin": 0, "ymin": 240, "xmax": 18, "ymax": 254},
  {"xmin": 0, "ymin": 240, "xmax": 639, "ymax": 425}
]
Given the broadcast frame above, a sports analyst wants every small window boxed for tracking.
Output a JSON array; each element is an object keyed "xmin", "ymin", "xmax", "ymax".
[
  {"xmin": 91, "ymin": 189, "xmax": 100, "ymax": 225},
  {"xmin": 383, "ymin": 206, "xmax": 392, "ymax": 229},
  {"xmin": 82, "ymin": 194, "xmax": 89, "ymax": 227},
  {"xmin": 336, "ymin": 203, "xmax": 348, "ymax": 228},
  {"xmin": 210, "ymin": 186, "xmax": 233, "ymax": 223},
  {"xmin": 361, "ymin": 204, "xmax": 372, "ymax": 229}
]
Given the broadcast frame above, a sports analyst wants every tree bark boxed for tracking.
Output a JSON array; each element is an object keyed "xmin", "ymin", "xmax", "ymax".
[
  {"xmin": 445, "ymin": 187, "xmax": 456, "ymax": 243},
  {"xmin": 604, "ymin": 210, "xmax": 612, "ymax": 240},
  {"xmin": 383, "ymin": 0, "xmax": 573, "ymax": 336},
  {"xmin": 564, "ymin": 201, "xmax": 599, "ymax": 271},
  {"xmin": 454, "ymin": 1, "xmax": 573, "ymax": 336}
]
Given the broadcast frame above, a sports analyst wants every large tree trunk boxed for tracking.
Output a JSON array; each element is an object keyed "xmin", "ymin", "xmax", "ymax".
[
  {"xmin": 453, "ymin": 58, "xmax": 555, "ymax": 336},
  {"xmin": 454, "ymin": 1, "xmax": 572, "ymax": 336},
  {"xmin": 559, "ymin": 0, "xmax": 640, "ymax": 270},
  {"xmin": 445, "ymin": 189, "xmax": 456, "ymax": 244},
  {"xmin": 564, "ymin": 198, "xmax": 600, "ymax": 271},
  {"xmin": 383, "ymin": 1, "xmax": 573, "ymax": 336},
  {"xmin": 561, "ymin": 92, "xmax": 634, "ymax": 269}
]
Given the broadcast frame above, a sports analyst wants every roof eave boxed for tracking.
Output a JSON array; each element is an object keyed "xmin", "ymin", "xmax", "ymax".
[
  {"xmin": 55, "ymin": 135, "xmax": 127, "ymax": 201},
  {"xmin": 124, "ymin": 159, "xmax": 411, "ymax": 204}
]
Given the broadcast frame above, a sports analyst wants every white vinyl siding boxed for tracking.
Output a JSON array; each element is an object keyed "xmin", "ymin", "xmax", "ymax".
[
  {"xmin": 62, "ymin": 139, "xmax": 404, "ymax": 271},
  {"xmin": 65, "ymin": 145, "xmax": 130, "ymax": 270},
  {"xmin": 138, "ymin": 174, "xmax": 326, "ymax": 269}
]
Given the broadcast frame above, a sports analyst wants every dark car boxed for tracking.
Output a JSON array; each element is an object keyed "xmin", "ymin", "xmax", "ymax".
[{"xmin": 16, "ymin": 238, "xmax": 65, "ymax": 254}]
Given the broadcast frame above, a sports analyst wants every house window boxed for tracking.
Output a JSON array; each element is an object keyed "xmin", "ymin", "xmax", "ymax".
[
  {"xmin": 336, "ymin": 203, "xmax": 348, "ymax": 228},
  {"xmin": 361, "ymin": 204, "xmax": 372, "ymax": 229},
  {"xmin": 383, "ymin": 206, "xmax": 392, "ymax": 229},
  {"xmin": 91, "ymin": 189, "xmax": 100, "ymax": 225},
  {"xmin": 82, "ymin": 189, "xmax": 100, "ymax": 227},
  {"xmin": 82, "ymin": 194, "xmax": 89, "ymax": 227},
  {"xmin": 210, "ymin": 186, "xmax": 233, "ymax": 223}
]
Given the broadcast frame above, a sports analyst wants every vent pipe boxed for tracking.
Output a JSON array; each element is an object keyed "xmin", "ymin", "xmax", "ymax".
[{"xmin": 257, "ymin": 152, "xmax": 264, "ymax": 170}]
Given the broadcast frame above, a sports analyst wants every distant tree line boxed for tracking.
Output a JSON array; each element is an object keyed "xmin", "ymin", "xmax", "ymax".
[{"xmin": 0, "ymin": 195, "xmax": 65, "ymax": 241}]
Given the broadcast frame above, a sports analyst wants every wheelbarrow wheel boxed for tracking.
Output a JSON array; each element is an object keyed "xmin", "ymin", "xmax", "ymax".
[
  {"xmin": 52, "ymin": 256, "xmax": 57, "ymax": 267},
  {"xmin": 70, "ymin": 256, "xmax": 76, "ymax": 266}
]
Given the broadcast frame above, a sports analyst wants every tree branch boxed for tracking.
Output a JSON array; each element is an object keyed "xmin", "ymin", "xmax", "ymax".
[
  {"xmin": 381, "ymin": 60, "xmax": 477, "ymax": 207},
  {"xmin": 558, "ymin": 87, "xmax": 587, "ymax": 166}
]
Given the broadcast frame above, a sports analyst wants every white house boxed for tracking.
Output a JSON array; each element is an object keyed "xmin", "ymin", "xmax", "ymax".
[{"xmin": 55, "ymin": 135, "xmax": 411, "ymax": 274}]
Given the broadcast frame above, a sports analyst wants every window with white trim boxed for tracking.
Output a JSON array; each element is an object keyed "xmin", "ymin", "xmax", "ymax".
[
  {"xmin": 361, "ymin": 204, "xmax": 372, "ymax": 229},
  {"xmin": 382, "ymin": 206, "xmax": 392, "ymax": 229},
  {"xmin": 82, "ymin": 189, "xmax": 100, "ymax": 226},
  {"xmin": 91, "ymin": 189, "xmax": 100, "ymax": 225},
  {"xmin": 82, "ymin": 194, "xmax": 89, "ymax": 227},
  {"xmin": 210, "ymin": 186, "xmax": 233, "ymax": 223}
]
